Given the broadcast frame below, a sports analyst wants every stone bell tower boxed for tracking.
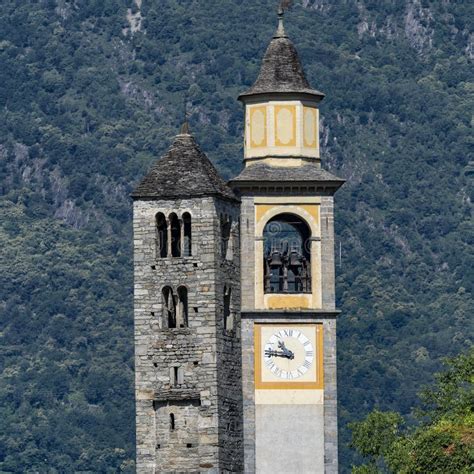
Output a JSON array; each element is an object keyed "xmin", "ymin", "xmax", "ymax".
[
  {"xmin": 229, "ymin": 9, "xmax": 344, "ymax": 474},
  {"xmin": 132, "ymin": 128, "xmax": 243, "ymax": 473}
]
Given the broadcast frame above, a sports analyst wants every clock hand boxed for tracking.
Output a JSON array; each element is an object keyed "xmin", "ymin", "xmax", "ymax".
[
  {"xmin": 277, "ymin": 340, "xmax": 295, "ymax": 360},
  {"xmin": 264, "ymin": 347, "xmax": 295, "ymax": 360},
  {"xmin": 264, "ymin": 349, "xmax": 286, "ymax": 357}
]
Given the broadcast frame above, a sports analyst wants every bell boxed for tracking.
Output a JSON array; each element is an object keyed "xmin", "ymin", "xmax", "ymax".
[
  {"xmin": 290, "ymin": 251, "xmax": 302, "ymax": 266},
  {"xmin": 269, "ymin": 251, "xmax": 282, "ymax": 266}
]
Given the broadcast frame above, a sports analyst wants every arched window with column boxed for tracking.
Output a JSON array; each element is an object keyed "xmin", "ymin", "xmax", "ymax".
[
  {"xmin": 156, "ymin": 212, "xmax": 168, "ymax": 258},
  {"xmin": 182, "ymin": 212, "xmax": 192, "ymax": 257},
  {"xmin": 169, "ymin": 213, "xmax": 181, "ymax": 257},
  {"xmin": 263, "ymin": 213, "xmax": 311, "ymax": 293},
  {"xmin": 162, "ymin": 286, "xmax": 176, "ymax": 328},
  {"xmin": 176, "ymin": 286, "xmax": 188, "ymax": 328}
]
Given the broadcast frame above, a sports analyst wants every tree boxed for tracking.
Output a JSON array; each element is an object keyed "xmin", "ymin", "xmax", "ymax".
[{"xmin": 350, "ymin": 349, "xmax": 474, "ymax": 473}]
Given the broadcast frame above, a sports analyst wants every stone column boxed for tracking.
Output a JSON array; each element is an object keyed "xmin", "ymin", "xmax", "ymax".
[
  {"xmin": 166, "ymin": 217, "xmax": 172, "ymax": 257},
  {"xmin": 179, "ymin": 218, "xmax": 184, "ymax": 257}
]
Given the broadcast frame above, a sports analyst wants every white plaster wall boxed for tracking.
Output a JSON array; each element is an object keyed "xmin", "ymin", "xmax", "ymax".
[{"xmin": 256, "ymin": 404, "xmax": 324, "ymax": 473}]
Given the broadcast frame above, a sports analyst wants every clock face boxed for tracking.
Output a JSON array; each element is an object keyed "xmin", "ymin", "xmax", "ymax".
[
  {"xmin": 255, "ymin": 324, "xmax": 323, "ymax": 390},
  {"xmin": 263, "ymin": 328, "xmax": 314, "ymax": 380}
]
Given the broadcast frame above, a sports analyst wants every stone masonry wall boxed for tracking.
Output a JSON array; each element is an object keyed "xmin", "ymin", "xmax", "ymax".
[
  {"xmin": 133, "ymin": 196, "xmax": 243, "ymax": 473},
  {"xmin": 320, "ymin": 196, "xmax": 336, "ymax": 310},
  {"xmin": 214, "ymin": 199, "xmax": 244, "ymax": 472},
  {"xmin": 239, "ymin": 196, "xmax": 256, "ymax": 312}
]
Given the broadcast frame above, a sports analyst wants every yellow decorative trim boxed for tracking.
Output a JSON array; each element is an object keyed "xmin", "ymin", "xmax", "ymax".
[
  {"xmin": 316, "ymin": 108, "xmax": 319, "ymax": 150},
  {"xmin": 250, "ymin": 106, "xmax": 267, "ymax": 148},
  {"xmin": 300, "ymin": 204, "xmax": 319, "ymax": 223},
  {"xmin": 274, "ymin": 105, "xmax": 296, "ymax": 147},
  {"xmin": 254, "ymin": 324, "xmax": 324, "ymax": 390},
  {"xmin": 255, "ymin": 203, "xmax": 319, "ymax": 231},
  {"xmin": 266, "ymin": 294, "xmax": 311, "ymax": 310},
  {"xmin": 255, "ymin": 204, "xmax": 274, "ymax": 223},
  {"xmin": 254, "ymin": 203, "xmax": 322, "ymax": 310},
  {"xmin": 254, "ymin": 197, "xmax": 322, "ymax": 204}
]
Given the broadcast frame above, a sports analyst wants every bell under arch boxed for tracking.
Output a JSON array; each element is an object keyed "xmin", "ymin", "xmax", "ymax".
[{"xmin": 263, "ymin": 213, "xmax": 311, "ymax": 294}]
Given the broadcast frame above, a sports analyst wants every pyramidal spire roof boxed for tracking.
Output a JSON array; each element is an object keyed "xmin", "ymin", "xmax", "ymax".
[
  {"xmin": 239, "ymin": 10, "xmax": 324, "ymax": 100},
  {"xmin": 132, "ymin": 128, "xmax": 238, "ymax": 202}
]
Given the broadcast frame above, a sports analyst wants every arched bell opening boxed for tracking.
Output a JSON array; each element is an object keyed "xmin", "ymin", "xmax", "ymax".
[
  {"xmin": 176, "ymin": 286, "xmax": 188, "ymax": 328},
  {"xmin": 162, "ymin": 286, "xmax": 176, "ymax": 328},
  {"xmin": 182, "ymin": 212, "xmax": 192, "ymax": 257},
  {"xmin": 169, "ymin": 213, "xmax": 181, "ymax": 257},
  {"xmin": 156, "ymin": 212, "xmax": 168, "ymax": 258},
  {"xmin": 263, "ymin": 213, "xmax": 311, "ymax": 294}
]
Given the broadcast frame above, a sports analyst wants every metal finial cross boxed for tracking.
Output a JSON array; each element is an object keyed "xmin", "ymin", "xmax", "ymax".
[{"xmin": 275, "ymin": 0, "xmax": 291, "ymax": 38}]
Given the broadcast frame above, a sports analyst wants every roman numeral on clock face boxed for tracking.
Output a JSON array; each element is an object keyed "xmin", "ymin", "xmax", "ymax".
[{"xmin": 271, "ymin": 366, "xmax": 282, "ymax": 377}]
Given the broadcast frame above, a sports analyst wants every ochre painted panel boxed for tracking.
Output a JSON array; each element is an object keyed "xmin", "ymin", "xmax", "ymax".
[
  {"xmin": 265, "ymin": 294, "xmax": 311, "ymax": 309},
  {"xmin": 250, "ymin": 106, "xmax": 267, "ymax": 148},
  {"xmin": 303, "ymin": 106, "xmax": 318, "ymax": 148},
  {"xmin": 274, "ymin": 105, "xmax": 296, "ymax": 147}
]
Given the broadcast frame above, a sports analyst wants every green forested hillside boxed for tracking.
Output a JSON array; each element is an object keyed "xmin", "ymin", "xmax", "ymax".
[{"xmin": 0, "ymin": 0, "xmax": 472, "ymax": 471}]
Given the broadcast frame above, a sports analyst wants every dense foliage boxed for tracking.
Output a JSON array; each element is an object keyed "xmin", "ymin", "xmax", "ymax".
[
  {"xmin": 0, "ymin": 0, "xmax": 472, "ymax": 471},
  {"xmin": 350, "ymin": 350, "xmax": 474, "ymax": 473},
  {"xmin": 0, "ymin": 202, "xmax": 134, "ymax": 472}
]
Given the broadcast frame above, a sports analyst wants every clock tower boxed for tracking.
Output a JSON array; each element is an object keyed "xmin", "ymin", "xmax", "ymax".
[{"xmin": 229, "ymin": 9, "xmax": 344, "ymax": 473}]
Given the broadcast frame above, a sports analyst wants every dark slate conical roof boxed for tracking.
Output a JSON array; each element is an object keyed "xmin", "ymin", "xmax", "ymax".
[
  {"xmin": 131, "ymin": 131, "xmax": 238, "ymax": 202},
  {"xmin": 239, "ymin": 15, "xmax": 324, "ymax": 100}
]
